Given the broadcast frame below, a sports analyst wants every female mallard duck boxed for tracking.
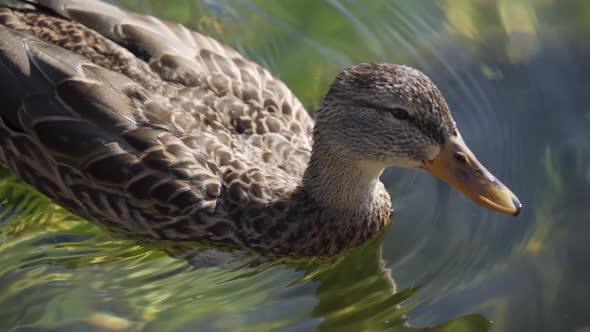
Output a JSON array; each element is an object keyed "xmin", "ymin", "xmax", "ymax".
[{"xmin": 0, "ymin": 0, "xmax": 520, "ymax": 256}]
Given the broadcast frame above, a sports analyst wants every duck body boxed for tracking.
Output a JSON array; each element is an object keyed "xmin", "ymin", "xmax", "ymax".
[
  {"xmin": 0, "ymin": 0, "xmax": 522, "ymax": 256},
  {"xmin": 0, "ymin": 0, "xmax": 391, "ymax": 255}
]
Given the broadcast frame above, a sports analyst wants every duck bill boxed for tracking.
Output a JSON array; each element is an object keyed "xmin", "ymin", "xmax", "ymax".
[{"xmin": 423, "ymin": 133, "xmax": 522, "ymax": 216}]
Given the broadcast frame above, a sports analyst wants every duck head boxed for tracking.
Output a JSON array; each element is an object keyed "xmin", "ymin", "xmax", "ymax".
[{"xmin": 314, "ymin": 63, "xmax": 521, "ymax": 216}]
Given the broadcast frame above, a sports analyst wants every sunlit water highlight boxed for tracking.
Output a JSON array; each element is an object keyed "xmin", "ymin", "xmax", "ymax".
[{"xmin": 1, "ymin": 1, "xmax": 589, "ymax": 331}]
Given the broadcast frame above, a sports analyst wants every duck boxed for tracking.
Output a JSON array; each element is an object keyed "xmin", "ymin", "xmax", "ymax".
[{"xmin": 0, "ymin": 0, "xmax": 521, "ymax": 256}]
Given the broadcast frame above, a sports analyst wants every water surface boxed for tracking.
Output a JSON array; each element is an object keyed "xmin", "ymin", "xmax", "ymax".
[{"xmin": 1, "ymin": 1, "xmax": 589, "ymax": 331}]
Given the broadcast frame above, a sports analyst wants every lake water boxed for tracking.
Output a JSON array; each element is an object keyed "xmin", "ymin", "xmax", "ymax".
[{"xmin": 1, "ymin": 1, "xmax": 589, "ymax": 331}]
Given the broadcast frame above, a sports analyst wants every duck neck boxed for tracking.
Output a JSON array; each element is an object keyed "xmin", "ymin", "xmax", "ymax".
[{"xmin": 302, "ymin": 143, "xmax": 385, "ymax": 215}]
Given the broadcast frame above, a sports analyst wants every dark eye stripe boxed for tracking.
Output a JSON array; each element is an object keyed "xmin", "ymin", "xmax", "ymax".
[
  {"xmin": 352, "ymin": 99, "xmax": 410, "ymax": 120},
  {"xmin": 352, "ymin": 98, "xmax": 446, "ymax": 144}
]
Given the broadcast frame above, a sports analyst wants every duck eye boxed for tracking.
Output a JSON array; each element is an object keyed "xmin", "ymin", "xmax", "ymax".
[
  {"xmin": 388, "ymin": 107, "xmax": 409, "ymax": 120},
  {"xmin": 454, "ymin": 152, "xmax": 468, "ymax": 164}
]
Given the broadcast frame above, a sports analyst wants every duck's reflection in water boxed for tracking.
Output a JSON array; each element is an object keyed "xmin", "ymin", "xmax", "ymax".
[{"xmin": 166, "ymin": 229, "xmax": 491, "ymax": 331}]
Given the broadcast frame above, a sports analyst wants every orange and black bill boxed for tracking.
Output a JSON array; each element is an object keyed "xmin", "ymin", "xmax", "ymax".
[{"xmin": 424, "ymin": 133, "xmax": 522, "ymax": 216}]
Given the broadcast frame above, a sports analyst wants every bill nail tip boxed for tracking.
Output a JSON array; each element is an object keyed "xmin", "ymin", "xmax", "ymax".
[{"xmin": 512, "ymin": 203, "xmax": 522, "ymax": 217}]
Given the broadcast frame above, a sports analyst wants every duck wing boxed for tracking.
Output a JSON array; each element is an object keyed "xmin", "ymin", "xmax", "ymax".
[
  {"xmin": 0, "ymin": 23, "xmax": 212, "ymax": 235},
  {"xmin": 24, "ymin": 0, "xmax": 313, "ymax": 141}
]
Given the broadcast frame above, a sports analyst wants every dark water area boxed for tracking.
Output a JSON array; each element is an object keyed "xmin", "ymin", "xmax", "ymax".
[{"xmin": 0, "ymin": 1, "xmax": 589, "ymax": 331}]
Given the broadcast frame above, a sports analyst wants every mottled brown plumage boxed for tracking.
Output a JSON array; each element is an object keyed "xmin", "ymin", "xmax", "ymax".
[{"xmin": 0, "ymin": 0, "xmax": 461, "ymax": 256}]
